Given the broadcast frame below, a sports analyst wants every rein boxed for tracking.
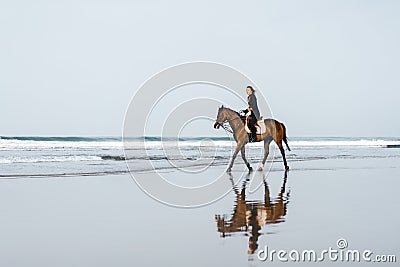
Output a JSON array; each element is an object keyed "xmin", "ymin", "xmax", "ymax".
[
  {"xmin": 216, "ymin": 116, "xmax": 242, "ymax": 134},
  {"xmin": 220, "ymin": 122, "xmax": 233, "ymax": 133}
]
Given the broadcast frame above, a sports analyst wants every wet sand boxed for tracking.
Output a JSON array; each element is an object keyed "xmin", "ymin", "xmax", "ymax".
[{"xmin": 0, "ymin": 157, "xmax": 399, "ymax": 266}]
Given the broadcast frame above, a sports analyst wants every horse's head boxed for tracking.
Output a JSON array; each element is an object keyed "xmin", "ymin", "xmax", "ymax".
[{"xmin": 214, "ymin": 105, "xmax": 227, "ymax": 129}]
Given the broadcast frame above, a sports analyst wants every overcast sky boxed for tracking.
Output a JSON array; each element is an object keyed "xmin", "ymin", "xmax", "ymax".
[{"xmin": 1, "ymin": 0, "xmax": 399, "ymax": 137}]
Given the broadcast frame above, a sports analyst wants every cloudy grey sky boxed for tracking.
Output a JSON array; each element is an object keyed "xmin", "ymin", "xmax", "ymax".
[{"xmin": 1, "ymin": 0, "xmax": 399, "ymax": 137}]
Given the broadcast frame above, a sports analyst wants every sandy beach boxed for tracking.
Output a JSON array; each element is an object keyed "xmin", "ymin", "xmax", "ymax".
[{"xmin": 0, "ymin": 154, "xmax": 398, "ymax": 266}]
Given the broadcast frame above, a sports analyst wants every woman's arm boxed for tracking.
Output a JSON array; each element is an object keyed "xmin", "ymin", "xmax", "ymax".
[
  {"xmin": 248, "ymin": 94, "xmax": 257, "ymax": 110},
  {"xmin": 248, "ymin": 94, "xmax": 260, "ymax": 119}
]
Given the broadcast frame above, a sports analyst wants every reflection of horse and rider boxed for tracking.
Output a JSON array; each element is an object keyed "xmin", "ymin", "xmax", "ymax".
[
  {"xmin": 215, "ymin": 171, "xmax": 290, "ymax": 255},
  {"xmin": 214, "ymin": 86, "xmax": 291, "ymax": 172}
]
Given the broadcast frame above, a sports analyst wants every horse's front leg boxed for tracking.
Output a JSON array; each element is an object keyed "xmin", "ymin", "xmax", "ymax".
[
  {"xmin": 258, "ymin": 138, "xmax": 272, "ymax": 171},
  {"xmin": 241, "ymin": 146, "xmax": 253, "ymax": 172},
  {"xmin": 226, "ymin": 143, "xmax": 244, "ymax": 172}
]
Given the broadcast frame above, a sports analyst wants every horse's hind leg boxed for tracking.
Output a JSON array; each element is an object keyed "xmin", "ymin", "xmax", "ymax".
[
  {"xmin": 258, "ymin": 138, "xmax": 272, "ymax": 171},
  {"xmin": 241, "ymin": 146, "xmax": 253, "ymax": 172},
  {"xmin": 277, "ymin": 140, "xmax": 289, "ymax": 170}
]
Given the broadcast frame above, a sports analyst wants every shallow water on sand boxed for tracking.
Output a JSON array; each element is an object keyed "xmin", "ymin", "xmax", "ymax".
[
  {"xmin": 0, "ymin": 137, "xmax": 399, "ymax": 266},
  {"xmin": 0, "ymin": 156, "xmax": 399, "ymax": 266}
]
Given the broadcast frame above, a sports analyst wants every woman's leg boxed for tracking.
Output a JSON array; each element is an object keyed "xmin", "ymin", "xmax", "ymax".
[{"xmin": 250, "ymin": 116, "xmax": 257, "ymax": 141}]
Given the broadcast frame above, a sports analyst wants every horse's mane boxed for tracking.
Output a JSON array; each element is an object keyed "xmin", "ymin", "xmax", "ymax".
[{"xmin": 222, "ymin": 106, "xmax": 241, "ymax": 117}]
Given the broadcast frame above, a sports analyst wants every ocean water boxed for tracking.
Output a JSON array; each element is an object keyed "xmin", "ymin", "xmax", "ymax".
[{"xmin": 1, "ymin": 136, "xmax": 399, "ymax": 178}]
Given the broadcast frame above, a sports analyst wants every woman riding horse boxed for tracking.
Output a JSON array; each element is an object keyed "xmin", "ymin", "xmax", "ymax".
[
  {"xmin": 214, "ymin": 106, "xmax": 290, "ymax": 172},
  {"xmin": 246, "ymin": 86, "xmax": 260, "ymax": 142}
]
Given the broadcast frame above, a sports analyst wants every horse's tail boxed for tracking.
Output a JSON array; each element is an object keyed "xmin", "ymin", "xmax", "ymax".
[{"xmin": 281, "ymin": 123, "xmax": 291, "ymax": 151}]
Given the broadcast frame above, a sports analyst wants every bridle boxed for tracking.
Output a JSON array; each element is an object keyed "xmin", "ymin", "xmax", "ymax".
[{"xmin": 215, "ymin": 116, "xmax": 242, "ymax": 134}]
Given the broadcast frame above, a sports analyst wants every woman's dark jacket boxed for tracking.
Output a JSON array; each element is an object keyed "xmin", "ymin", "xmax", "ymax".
[{"xmin": 248, "ymin": 94, "xmax": 260, "ymax": 119}]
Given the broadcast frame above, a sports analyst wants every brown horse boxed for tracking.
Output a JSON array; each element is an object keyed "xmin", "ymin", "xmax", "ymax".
[{"xmin": 214, "ymin": 106, "xmax": 290, "ymax": 172}]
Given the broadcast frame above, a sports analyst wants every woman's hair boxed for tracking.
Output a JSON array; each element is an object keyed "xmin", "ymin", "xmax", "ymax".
[{"xmin": 247, "ymin": 85, "xmax": 255, "ymax": 93}]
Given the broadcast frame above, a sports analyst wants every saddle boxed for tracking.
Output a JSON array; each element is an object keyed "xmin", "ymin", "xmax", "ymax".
[{"xmin": 241, "ymin": 115, "xmax": 266, "ymax": 135}]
